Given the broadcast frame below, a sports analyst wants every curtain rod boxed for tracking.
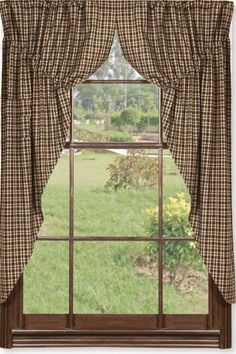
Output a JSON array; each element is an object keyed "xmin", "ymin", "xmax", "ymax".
[{"xmin": 0, "ymin": 0, "xmax": 214, "ymax": 2}]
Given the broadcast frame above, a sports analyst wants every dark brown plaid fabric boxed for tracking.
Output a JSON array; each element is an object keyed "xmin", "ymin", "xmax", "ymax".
[{"xmin": 0, "ymin": 0, "xmax": 235, "ymax": 304}]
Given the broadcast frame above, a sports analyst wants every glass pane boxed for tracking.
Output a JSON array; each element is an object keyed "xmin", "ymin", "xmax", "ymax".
[
  {"xmin": 163, "ymin": 150, "xmax": 193, "ymax": 237},
  {"xmin": 90, "ymin": 33, "xmax": 142, "ymax": 80},
  {"xmin": 24, "ymin": 241, "xmax": 69, "ymax": 313},
  {"xmin": 74, "ymin": 242, "xmax": 158, "ymax": 313},
  {"xmin": 38, "ymin": 152, "xmax": 69, "ymax": 237},
  {"xmin": 163, "ymin": 241, "xmax": 208, "ymax": 314},
  {"xmin": 73, "ymin": 84, "xmax": 160, "ymax": 143},
  {"xmin": 74, "ymin": 149, "xmax": 158, "ymax": 237}
]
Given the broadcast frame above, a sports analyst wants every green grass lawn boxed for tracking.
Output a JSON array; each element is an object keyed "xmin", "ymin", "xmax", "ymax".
[{"xmin": 24, "ymin": 150, "xmax": 208, "ymax": 314}]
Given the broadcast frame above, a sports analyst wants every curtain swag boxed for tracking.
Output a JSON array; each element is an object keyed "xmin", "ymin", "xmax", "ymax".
[{"xmin": 0, "ymin": 0, "xmax": 235, "ymax": 304}]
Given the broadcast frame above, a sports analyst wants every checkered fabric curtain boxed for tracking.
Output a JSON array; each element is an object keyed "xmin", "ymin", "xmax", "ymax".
[{"xmin": 0, "ymin": 0, "xmax": 235, "ymax": 304}]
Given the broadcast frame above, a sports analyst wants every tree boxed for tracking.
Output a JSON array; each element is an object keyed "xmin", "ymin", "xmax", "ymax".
[
  {"xmin": 111, "ymin": 108, "xmax": 139, "ymax": 131},
  {"xmin": 120, "ymin": 108, "xmax": 139, "ymax": 127},
  {"xmin": 140, "ymin": 92, "xmax": 157, "ymax": 113},
  {"xmin": 111, "ymin": 111, "xmax": 123, "ymax": 131},
  {"xmin": 105, "ymin": 150, "xmax": 158, "ymax": 190}
]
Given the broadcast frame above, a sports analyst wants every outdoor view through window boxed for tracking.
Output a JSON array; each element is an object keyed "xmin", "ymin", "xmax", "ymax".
[{"xmin": 23, "ymin": 35, "xmax": 208, "ymax": 315}]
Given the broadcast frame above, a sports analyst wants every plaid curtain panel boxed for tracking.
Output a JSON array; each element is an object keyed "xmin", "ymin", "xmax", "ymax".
[{"xmin": 0, "ymin": 0, "xmax": 235, "ymax": 304}]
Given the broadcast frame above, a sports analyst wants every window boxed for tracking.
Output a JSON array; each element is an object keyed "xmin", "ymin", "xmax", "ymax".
[{"xmin": 0, "ymin": 35, "xmax": 231, "ymax": 349}]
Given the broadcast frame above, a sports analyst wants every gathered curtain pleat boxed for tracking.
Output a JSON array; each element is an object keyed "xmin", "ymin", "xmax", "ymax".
[{"xmin": 0, "ymin": 0, "xmax": 235, "ymax": 304}]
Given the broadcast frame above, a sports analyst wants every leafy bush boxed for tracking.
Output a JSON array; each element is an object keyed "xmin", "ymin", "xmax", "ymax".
[
  {"xmin": 111, "ymin": 108, "xmax": 140, "ymax": 130},
  {"xmin": 136, "ymin": 111, "xmax": 159, "ymax": 132},
  {"xmin": 101, "ymin": 130, "xmax": 134, "ymax": 142},
  {"xmin": 111, "ymin": 111, "xmax": 123, "ymax": 130},
  {"xmin": 105, "ymin": 150, "xmax": 158, "ymax": 191},
  {"xmin": 148, "ymin": 111, "xmax": 159, "ymax": 127},
  {"xmin": 120, "ymin": 107, "xmax": 140, "ymax": 127},
  {"xmin": 146, "ymin": 193, "xmax": 193, "ymax": 238},
  {"xmin": 111, "ymin": 108, "xmax": 159, "ymax": 132},
  {"xmin": 145, "ymin": 193, "xmax": 205, "ymax": 287},
  {"xmin": 136, "ymin": 113, "xmax": 148, "ymax": 131}
]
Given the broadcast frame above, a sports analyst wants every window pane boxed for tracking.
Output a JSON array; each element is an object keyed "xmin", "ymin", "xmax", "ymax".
[
  {"xmin": 90, "ymin": 33, "xmax": 142, "ymax": 80},
  {"xmin": 163, "ymin": 150, "xmax": 192, "ymax": 237},
  {"xmin": 163, "ymin": 241, "xmax": 208, "ymax": 314},
  {"xmin": 38, "ymin": 153, "xmax": 69, "ymax": 237},
  {"xmin": 74, "ymin": 242, "xmax": 158, "ymax": 314},
  {"xmin": 73, "ymin": 84, "xmax": 160, "ymax": 143},
  {"xmin": 23, "ymin": 241, "xmax": 69, "ymax": 313},
  {"xmin": 74, "ymin": 149, "xmax": 158, "ymax": 237}
]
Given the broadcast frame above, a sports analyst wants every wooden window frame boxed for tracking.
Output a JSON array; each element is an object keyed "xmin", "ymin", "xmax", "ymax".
[{"xmin": 0, "ymin": 80, "xmax": 232, "ymax": 349}]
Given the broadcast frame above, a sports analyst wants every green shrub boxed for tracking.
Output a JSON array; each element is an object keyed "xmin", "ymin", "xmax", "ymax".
[
  {"xmin": 101, "ymin": 130, "xmax": 134, "ymax": 142},
  {"xmin": 145, "ymin": 193, "xmax": 205, "ymax": 287},
  {"xmin": 120, "ymin": 107, "xmax": 140, "ymax": 127},
  {"xmin": 111, "ymin": 111, "xmax": 123, "ymax": 130},
  {"xmin": 111, "ymin": 108, "xmax": 140, "ymax": 130},
  {"xmin": 148, "ymin": 111, "xmax": 159, "ymax": 127},
  {"xmin": 136, "ymin": 111, "xmax": 159, "ymax": 132},
  {"xmin": 136, "ymin": 113, "xmax": 148, "ymax": 131},
  {"xmin": 105, "ymin": 150, "xmax": 158, "ymax": 191},
  {"xmin": 146, "ymin": 193, "xmax": 193, "ymax": 238}
]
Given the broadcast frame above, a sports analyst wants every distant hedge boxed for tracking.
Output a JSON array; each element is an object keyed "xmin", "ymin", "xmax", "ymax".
[{"xmin": 101, "ymin": 130, "xmax": 134, "ymax": 142}]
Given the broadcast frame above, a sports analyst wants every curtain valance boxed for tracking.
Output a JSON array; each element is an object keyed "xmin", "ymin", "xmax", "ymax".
[{"xmin": 0, "ymin": 0, "xmax": 235, "ymax": 304}]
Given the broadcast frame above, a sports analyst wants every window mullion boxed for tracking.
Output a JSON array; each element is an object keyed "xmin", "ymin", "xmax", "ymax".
[
  {"xmin": 158, "ymin": 90, "xmax": 164, "ymax": 329},
  {"xmin": 68, "ymin": 90, "xmax": 75, "ymax": 329}
]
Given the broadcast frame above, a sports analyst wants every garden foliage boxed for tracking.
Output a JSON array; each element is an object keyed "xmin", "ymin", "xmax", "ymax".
[
  {"xmin": 145, "ymin": 193, "xmax": 205, "ymax": 287},
  {"xmin": 100, "ymin": 130, "xmax": 134, "ymax": 142},
  {"xmin": 105, "ymin": 150, "xmax": 158, "ymax": 191}
]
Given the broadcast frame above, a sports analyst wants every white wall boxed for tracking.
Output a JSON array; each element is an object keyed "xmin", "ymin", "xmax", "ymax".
[{"xmin": 0, "ymin": 1, "xmax": 235, "ymax": 353}]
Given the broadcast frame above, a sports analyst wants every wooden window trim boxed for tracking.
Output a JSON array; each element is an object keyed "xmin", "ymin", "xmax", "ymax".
[
  {"xmin": 0, "ymin": 81, "xmax": 232, "ymax": 349},
  {"xmin": 0, "ymin": 277, "xmax": 231, "ymax": 348}
]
